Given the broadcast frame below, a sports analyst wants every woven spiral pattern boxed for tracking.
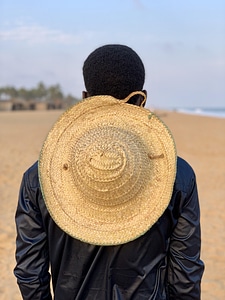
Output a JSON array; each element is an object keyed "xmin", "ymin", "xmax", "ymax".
[
  {"xmin": 72, "ymin": 125, "xmax": 148, "ymax": 205},
  {"xmin": 39, "ymin": 93, "xmax": 177, "ymax": 245}
]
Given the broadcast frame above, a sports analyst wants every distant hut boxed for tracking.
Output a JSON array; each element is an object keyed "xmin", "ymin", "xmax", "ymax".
[{"xmin": 11, "ymin": 98, "xmax": 28, "ymax": 110}]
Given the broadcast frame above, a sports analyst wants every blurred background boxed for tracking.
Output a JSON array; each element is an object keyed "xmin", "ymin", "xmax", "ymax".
[{"xmin": 0, "ymin": 1, "xmax": 225, "ymax": 299}]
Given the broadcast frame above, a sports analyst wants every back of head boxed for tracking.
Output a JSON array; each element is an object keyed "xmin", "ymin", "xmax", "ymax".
[{"xmin": 83, "ymin": 44, "xmax": 145, "ymax": 100}]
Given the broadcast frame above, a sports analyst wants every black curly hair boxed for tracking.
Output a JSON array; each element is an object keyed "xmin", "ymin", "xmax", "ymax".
[{"xmin": 83, "ymin": 44, "xmax": 145, "ymax": 102}]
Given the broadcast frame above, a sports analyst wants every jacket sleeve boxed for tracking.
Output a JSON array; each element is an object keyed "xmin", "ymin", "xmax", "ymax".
[
  {"xmin": 14, "ymin": 168, "xmax": 52, "ymax": 300},
  {"xmin": 167, "ymin": 167, "xmax": 204, "ymax": 300}
]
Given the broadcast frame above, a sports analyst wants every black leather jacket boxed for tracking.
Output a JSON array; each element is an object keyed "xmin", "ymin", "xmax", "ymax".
[{"xmin": 14, "ymin": 157, "xmax": 204, "ymax": 300}]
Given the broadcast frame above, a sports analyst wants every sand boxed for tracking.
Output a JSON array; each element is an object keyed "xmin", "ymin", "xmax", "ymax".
[{"xmin": 0, "ymin": 109, "xmax": 224, "ymax": 299}]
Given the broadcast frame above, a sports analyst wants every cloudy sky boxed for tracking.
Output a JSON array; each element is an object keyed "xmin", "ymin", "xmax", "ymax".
[{"xmin": 0, "ymin": 0, "xmax": 224, "ymax": 108}]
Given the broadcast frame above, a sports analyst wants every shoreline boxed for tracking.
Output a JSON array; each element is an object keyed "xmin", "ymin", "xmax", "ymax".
[
  {"xmin": 1, "ymin": 106, "xmax": 225, "ymax": 119},
  {"xmin": 152, "ymin": 107, "xmax": 225, "ymax": 119}
]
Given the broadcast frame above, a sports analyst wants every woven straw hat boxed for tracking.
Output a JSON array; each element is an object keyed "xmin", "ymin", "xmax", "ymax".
[{"xmin": 38, "ymin": 91, "xmax": 177, "ymax": 245}]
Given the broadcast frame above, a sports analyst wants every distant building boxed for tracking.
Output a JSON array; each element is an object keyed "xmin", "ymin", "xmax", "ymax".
[{"xmin": 0, "ymin": 94, "xmax": 78, "ymax": 111}]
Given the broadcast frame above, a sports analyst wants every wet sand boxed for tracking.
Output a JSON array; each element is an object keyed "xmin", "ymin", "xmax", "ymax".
[{"xmin": 0, "ymin": 109, "xmax": 224, "ymax": 299}]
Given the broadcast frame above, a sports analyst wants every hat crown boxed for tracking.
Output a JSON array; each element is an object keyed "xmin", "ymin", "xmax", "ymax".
[{"xmin": 70, "ymin": 125, "xmax": 149, "ymax": 206}]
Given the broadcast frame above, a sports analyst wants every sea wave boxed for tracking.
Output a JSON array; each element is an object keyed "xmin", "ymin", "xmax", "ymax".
[{"xmin": 175, "ymin": 108, "xmax": 225, "ymax": 118}]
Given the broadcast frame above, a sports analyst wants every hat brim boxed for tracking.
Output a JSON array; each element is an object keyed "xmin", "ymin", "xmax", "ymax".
[{"xmin": 38, "ymin": 95, "xmax": 176, "ymax": 245}]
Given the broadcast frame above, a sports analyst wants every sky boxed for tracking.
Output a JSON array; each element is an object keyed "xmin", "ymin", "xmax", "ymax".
[{"xmin": 0, "ymin": 0, "xmax": 225, "ymax": 108}]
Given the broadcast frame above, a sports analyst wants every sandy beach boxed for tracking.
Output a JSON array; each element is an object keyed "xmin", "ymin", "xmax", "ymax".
[{"xmin": 0, "ymin": 109, "xmax": 224, "ymax": 299}]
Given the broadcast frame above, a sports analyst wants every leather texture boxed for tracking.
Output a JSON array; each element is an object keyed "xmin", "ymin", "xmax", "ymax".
[{"xmin": 14, "ymin": 157, "xmax": 204, "ymax": 299}]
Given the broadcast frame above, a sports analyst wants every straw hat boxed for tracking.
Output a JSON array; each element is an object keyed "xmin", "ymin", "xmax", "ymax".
[{"xmin": 38, "ymin": 91, "xmax": 177, "ymax": 245}]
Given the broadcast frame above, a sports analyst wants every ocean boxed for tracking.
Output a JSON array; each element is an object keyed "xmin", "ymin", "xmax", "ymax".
[{"xmin": 174, "ymin": 107, "xmax": 225, "ymax": 119}]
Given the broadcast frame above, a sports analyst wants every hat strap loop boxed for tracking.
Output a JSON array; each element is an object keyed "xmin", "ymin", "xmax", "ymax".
[{"xmin": 121, "ymin": 91, "xmax": 147, "ymax": 107}]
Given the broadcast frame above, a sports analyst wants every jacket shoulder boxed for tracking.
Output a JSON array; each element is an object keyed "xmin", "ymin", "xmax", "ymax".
[
  {"xmin": 23, "ymin": 161, "xmax": 40, "ymax": 188},
  {"xmin": 175, "ymin": 157, "xmax": 196, "ymax": 192}
]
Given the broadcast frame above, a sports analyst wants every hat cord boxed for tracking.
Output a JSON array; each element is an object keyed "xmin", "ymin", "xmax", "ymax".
[{"xmin": 121, "ymin": 91, "xmax": 146, "ymax": 107}]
